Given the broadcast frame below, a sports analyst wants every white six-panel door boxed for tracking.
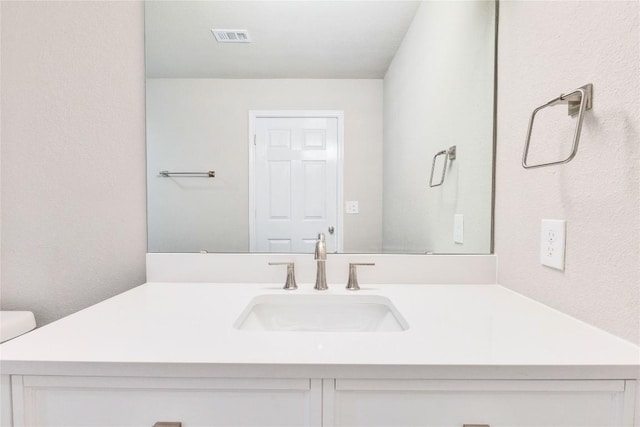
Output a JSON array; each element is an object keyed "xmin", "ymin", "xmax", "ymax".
[{"xmin": 250, "ymin": 112, "xmax": 342, "ymax": 253}]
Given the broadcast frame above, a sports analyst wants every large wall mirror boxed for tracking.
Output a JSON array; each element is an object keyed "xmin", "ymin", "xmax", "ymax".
[{"xmin": 145, "ymin": 0, "xmax": 496, "ymax": 254}]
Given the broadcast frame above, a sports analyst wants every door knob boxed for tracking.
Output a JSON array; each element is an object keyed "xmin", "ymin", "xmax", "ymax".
[{"xmin": 328, "ymin": 226, "xmax": 335, "ymax": 235}]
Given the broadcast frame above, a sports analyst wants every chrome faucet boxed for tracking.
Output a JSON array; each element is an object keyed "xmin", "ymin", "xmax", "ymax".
[{"xmin": 314, "ymin": 233, "xmax": 328, "ymax": 290}]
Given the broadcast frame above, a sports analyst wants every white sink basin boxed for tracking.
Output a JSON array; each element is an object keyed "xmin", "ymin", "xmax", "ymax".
[{"xmin": 234, "ymin": 294, "xmax": 408, "ymax": 332}]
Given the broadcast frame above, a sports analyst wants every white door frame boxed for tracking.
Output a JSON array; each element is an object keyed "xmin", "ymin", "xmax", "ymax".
[{"xmin": 249, "ymin": 110, "xmax": 344, "ymax": 253}]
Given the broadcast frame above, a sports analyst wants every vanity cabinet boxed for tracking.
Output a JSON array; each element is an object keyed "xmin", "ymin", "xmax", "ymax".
[
  {"xmin": 328, "ymin": 379, "xmax": 637, "ymax": 427},
  {"xmin": 9, "ymin": 376, "xmax": 636, "ymax": 427},
  {"xmin": 11, "ymin": 376, "xmax": 322, "ymax": 426}
]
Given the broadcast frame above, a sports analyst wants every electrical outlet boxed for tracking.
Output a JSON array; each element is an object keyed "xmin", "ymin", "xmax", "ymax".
[
  {"xmin": 454, "ymin": 214, "xmax": 464, "ymax": 244},
  {"xmin": 345, "ymin": 201, "xmax": 359, "ymax": 214},
  {"xmin": 540, "ymin": 219, "xmax": 566, "ymax": 270}
]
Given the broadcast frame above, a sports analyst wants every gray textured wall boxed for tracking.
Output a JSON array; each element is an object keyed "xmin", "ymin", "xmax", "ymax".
[
  {"xmin": 495, "ymin": 0, "xmax": 639, "ymax": 343},
  {"xmin": 1, "ymin": 1, "xmax": 147, "ymax": 326}
]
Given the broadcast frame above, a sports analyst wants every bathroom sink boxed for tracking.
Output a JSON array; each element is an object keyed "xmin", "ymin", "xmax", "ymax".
[{"xmin": 234, "ymin": 294, "xmax": 408, "ymax": 332}]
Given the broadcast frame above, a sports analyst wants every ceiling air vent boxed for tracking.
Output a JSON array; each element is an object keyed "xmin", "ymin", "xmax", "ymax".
[{"xmin": 211, "ymin": 29, "xmax": 251, "ymax": 43}]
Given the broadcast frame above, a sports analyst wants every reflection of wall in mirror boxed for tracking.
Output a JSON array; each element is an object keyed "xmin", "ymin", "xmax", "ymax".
[
  {"xmin": 147, "ymin": 0, "xmax": 496, "ymax": 255},
  {"xmin": 146, "ymin": 79, "xmax": 383, "ymax": 253},
  {"xmin": 383, "ymin": 1, "xmax": 495, "ymax": 254}
]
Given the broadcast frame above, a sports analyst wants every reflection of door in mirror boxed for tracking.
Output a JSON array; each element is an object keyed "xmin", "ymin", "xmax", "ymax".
[{"xmin": 251, "ymin": 113, "xmax": 341, "ymax": 253}]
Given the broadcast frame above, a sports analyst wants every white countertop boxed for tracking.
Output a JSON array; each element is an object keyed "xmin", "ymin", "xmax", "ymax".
[{"xmin": 1, "ymin": 283, "xmax": 639, "ymax": 379}]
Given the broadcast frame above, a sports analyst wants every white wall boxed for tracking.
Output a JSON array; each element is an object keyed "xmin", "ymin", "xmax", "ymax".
[
  {"xmin": 0, "ymin": 1, "xmax": 147, "ymax": 326},
  {"xmin": 382, "ymin": 1, "xmax": 495, "ymax": 254},
  {"xmin": 496, "ymin": 1, "xmax": 639, "ymax": 343},
  {"xmin": 0, "ymin": 0, "xmax": 3, "ymax": 301},
  {"xmin": 147, "ymin": 79, "xmax": 383, "ymax": 253}
]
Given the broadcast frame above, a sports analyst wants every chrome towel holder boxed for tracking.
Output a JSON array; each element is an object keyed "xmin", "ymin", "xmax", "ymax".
[
  {"xmin": 429, "ymin": 145, "xmax": 456, "ymax": 188},
  {"xmin": 159, "ymin": 170, "xmax": 216, "ymax": 178},
  {"xmin": 522, "ymin": 83, "xmax": 593, "ymax": 169}
]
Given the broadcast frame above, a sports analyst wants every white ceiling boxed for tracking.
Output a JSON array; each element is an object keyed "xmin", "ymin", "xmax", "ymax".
[{"xmin": 145, "ymin": 1, "xmax": 422, "ymax": 79}]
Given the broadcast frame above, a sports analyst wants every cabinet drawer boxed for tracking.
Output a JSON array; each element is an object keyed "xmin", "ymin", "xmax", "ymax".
[
  {"xmin": 331, "ymin": 379, "xmax": 634, "ymax": 427},
  {"xmin": 14, "ymin": 376, "xmax": 321, "ymax": 427}
]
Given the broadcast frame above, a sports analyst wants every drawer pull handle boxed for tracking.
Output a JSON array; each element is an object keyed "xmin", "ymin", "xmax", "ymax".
[
  {"xmin": 153, "ymin": 423, "xmax": 182, "ymax": 427},
  {"xmin": 463, "ymin": 425, "xmax": 490, "ymax": 427}
]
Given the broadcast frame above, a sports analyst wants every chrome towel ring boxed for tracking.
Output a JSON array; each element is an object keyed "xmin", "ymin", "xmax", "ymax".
[
  {"xmin": 429, "ymin": 145, "xmax": 456, "ymax": 188},
  {"xmin": 522, "ymin": 83, "xmax": 593, "ymax": 169}
]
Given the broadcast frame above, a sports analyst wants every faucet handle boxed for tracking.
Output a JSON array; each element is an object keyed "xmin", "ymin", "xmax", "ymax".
[
  {"xmin": 346, "ymin": 263, "xmax": 375, "ymax": 291},
  {"xmin": 268, "ymin": 262, "xmax": 298, "ymax": 290}
]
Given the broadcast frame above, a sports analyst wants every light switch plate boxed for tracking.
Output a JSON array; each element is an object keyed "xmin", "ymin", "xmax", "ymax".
[
  {"xmin": 540, "ymin": 219, "xmax": 566, "ymax": 270},
  {"xmin": 454, "ymin": 214, "xmax": 464, "ymax": 244},
  {"xmin": 345, "ymin": 201, "xmax": 359, "ymax": 214}
]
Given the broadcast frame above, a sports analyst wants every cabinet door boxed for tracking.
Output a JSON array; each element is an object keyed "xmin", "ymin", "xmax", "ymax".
[
  {"xmin": 13, "ymin": 376, "xmax": 322, "ymax": 427},
  {"xmin": 329, "ymin": 379, "xmax": 635, "ymax": 427}
]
